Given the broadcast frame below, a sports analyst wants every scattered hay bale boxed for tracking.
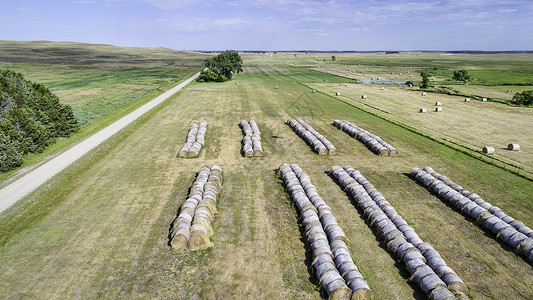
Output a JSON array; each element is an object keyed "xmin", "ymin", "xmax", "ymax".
[
  {"xmin": 464, "ymin": 98, "xmax": 470, "ymax": 102},
  {"xmin": 312, "ymin": 89, "xmax": 316, "ymax": 93},
  {"xmin": 336, "ymin": 92, "xmax": 341, "ymax": 96},
  {"xmin": 435, "ymin": 107, "xmax": 442, "ymax": 112},
  {"xmin": 482, "ymin": 146, "xmax": 495, "ymax": 154},
  {"xmin": 275, "ymin": 85, "xmax": 279, "ymax": 89},
  {"xmin": 482, "ymin": 98, "xmax": 487, "ymax": 101},
  {"xmin": 420, "ymin": 108, "xmax": 427, "ymax": 113},
  {"xmin": 422, "ymin": 92, "xmax": 427, "ymax": 96},
  {"xmin": 508, "ymin": 143, "xmax": 520, "ymax": 151},
  {"xmin": 435, "ymin": 102, "xmax": 442, "ymax": 106},
  {"xmin": 361, "ymin": 95, "xmax": 367, "ymax": 99}
]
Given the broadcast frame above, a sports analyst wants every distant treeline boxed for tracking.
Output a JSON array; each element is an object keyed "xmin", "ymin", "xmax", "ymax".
[{"xmin": 0, "ymin": 69, "xmax": 79, "ymax": 171}]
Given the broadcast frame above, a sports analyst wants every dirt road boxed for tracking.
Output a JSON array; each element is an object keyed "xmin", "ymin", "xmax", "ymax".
[{"xmin": 0, "ymin": 72, "xmax": 200, "ymax": 213}]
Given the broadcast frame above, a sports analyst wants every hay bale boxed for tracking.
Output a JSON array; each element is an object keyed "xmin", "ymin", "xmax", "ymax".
[
  {"xmin": 422, "ymin": 92, "xmax": 427, "ymax": 96},
  {"xmin": 188, "ymin": 225, "xmax": 213, "ymax": 250},
  {"xmin": 361, "ymin": 95, "xmax": 367, "ymax": 99},
  {"xmin": 420, "ymin": 108, "xmax": 427, "ymax": 113},
  {"xmin": 312, "ymin": 89, "xmax": 316, "ymax": 93},
  {"xmin": 482, "ymin": 146, "xmax": 495, "ymax": 154},
  {"xmin": 507, "ymin": 143, "xmax": 520, "ymax": 151},
  {"xmin": 464, "ymin": 98, "xmax": 470, "ymax": 102},
  {"xmin": 336, "ymin": 92, "xmax": 341, "ymax": 96},
  {"xmin": 435, "ymin": 107, "xmax": 442, "ymax": 112},
  {"xmin": 482, "ymin": 98, "xmax": 487, "ymax": 101},
  {"xmin": 275, "ymin": 85, "xmax": 279, "ymax": 89},
  {"xmin": 435, "ymin": 102, "xmax": 442, "ymax": 106},
  {"xmin": 429, "ymin": 287, "xmax": 455, "ymax": 300}
]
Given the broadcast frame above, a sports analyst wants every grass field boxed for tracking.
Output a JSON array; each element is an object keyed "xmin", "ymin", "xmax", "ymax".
[
  {"xmin": 0, "ymin": 53, "xmax": 532, "ymax": 299},
  {"xmin": 0, "ymin": 41, "xmax": 207, "ymax": 182}
]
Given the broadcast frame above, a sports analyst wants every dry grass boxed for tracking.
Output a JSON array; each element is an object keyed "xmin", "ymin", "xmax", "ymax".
[
  {"xmin": 308, "ymin": 81, "xmax": 533, "ymax": 175},
  {"xmin": 0, "ymin": 61, "xmax": 531, "ymax": 299}
]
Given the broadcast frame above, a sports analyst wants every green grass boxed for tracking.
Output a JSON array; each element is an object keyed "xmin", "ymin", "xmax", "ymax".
[{"xmin": 0, "ymin": 40, "xmax": 207, "ymax": 181}]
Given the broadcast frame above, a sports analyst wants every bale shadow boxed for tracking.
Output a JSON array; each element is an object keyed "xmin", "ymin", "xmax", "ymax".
[{"xmin": 167, "ymin": 171, "xmax": 198, "ymax": 247}]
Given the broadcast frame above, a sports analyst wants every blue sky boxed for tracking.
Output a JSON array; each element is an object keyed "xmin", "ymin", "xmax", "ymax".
[{"xmin": 1, "ymin": 0, "xmax": 532, "ymax": 51}]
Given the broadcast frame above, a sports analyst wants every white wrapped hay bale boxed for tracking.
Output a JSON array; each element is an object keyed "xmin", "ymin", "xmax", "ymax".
[
  {"xmin": 482, "ymin": 146, "xmax": 494, "ymax": 154},
  {"xmin": 508, "ymin": 143, "xmax": 520, "ymax": 151}
]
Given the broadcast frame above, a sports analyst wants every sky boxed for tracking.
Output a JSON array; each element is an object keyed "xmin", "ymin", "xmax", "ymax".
[{"xmin": 0, "ymin": 0, "xmax": 532, "ymax": 51}]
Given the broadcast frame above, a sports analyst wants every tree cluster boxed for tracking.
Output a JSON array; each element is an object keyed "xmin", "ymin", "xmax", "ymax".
[
  {"xmin": 0, "ymin": 69, "xmax": 79, "ymax": 171},
  {"xmin": 452, "ymin": 70, "xmax": 471, "ymax": 82},
  {"xmin": 511, "ymin": 90, "xmax": 533, "ymax": 106},
  {"xmin": 420, "ymin": 72, "xmax": 430, "ymax": 89},
  {"xmin": 197, "ymin": 51, "xmax": 243, "ymax": 82}
]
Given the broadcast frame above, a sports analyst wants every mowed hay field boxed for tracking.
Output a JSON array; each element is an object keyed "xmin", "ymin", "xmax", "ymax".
[
  {"xmin": 308, "ymin": 81, "xmax": 533, "ymax": 175},
  {"xmin": 0, "ymin": 60, "xmax": 532, "ymax": 299}
]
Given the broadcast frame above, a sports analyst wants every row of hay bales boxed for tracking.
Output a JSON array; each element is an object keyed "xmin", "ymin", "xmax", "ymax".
[
  {"xmin": 178, "ymin": 120, "xmax": 208, "ymax": 158},
  {"xmin": 286, "ymin": 118, "xmax": 337, "ymax": 155},
  {"xmin": 411, "ymin": 167, "xmax": 533, "ymax": 262},
  {"xmin": 239, "ymin": 119, "xmax": 264, "ymax": 157},
  {"xmin": 332, "ymin": 120, "xmax": 398, "ymax": 157},
  {"xmin": 279, "ymin": 163, "xmax": 372, "ymax": 300},
  {"xmin": 330, "ymin": 165, "xmax": 467, "ymax": 300},
  {"xmin": 170, "ymin": 165, "xmax": 223, "ymax": 251}
]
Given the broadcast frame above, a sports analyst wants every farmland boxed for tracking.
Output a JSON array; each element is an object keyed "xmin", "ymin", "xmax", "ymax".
[{"xmin": 0, "ymin": 50, "xmax": 532, "ymax": 299}]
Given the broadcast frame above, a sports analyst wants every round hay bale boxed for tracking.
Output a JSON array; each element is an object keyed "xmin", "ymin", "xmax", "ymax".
[
  {"xmin": 435, "ymin": 107, "xmax": 442, "ymax": 112},
  {"xmin": 507, "ymin": 143, "xmax": 520, "ymax": 151},
  {"xmin": 482, "ymin": 146, "xmax": 495, "ymax": 154},
  {"xmin": 170, "ymin": 228, "xmax": 190, "ymax": 249},
  {"xmin": 422, "ymin": 92, "xmax": 427, "ymax": 96},
  {"xmin": 336, "ymin": 92, "xmax": 341, "ymax": 96},
  {"xmin": 188, "ymin": 228, "xmax": 213, "ymax": 250},
  {"xmin": 348, "ymin": 282, "xmax": 373, "ymax": 300},
  {"xmin": 325, "ymin": 278, "xmax": 352, "ymax": 299},
  {"xmin": 361, "ymin": 95, "xmax": 367, "ymax": 99},
  {"xmin": 312, "ymin": 89, "xmax": 316, "ymax": 93},
  {"xmin": 482, "ymin": 98, "xmax": 487, "ymax": 101},
  {"xmin": 435, "ymin": 102, "xmax": 442, "ymax": 106},
  {"xmin": 429, "ymin": 287, "xmax": 455, "ymax": 300},
  {"xmin": 420, "ymin": 108, "xmax": 427, "ymax": 113},
  {"xmin": 275, "ymin": 85, "xmax": 279, "ymax": 89},
  {"xmin": 464, "ymin": 98, "xmax": 470, "ymax": 102}
]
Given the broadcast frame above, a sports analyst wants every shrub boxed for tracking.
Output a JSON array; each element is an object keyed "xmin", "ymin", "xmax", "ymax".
[
  {"xmin": 452, "ymin": 70, "xmax": 471, "ymax": 82},
  {"xmin": 511, "ymin": 90, "xmax": 533, "ymax": 106}
]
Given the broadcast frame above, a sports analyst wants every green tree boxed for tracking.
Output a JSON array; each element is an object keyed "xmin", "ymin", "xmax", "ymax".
[
  {"xmin": 0, "ymin": 69, "xmax": 79, "ymax": 171},
  {"xmin": 511, "ymin": 90, "xmax": 533, "ymax": 106},
  {"xmin": 331, "ymin": 55, "xmax": 336, "ymax": 61},
  {"xmin": 0, "ymin": 131, "xmax": 23, "ymax": 171},
  {"xmin": 453, "ymin": 69, "xmax": 471, "ymax": 82},
  {"xmin": 420, "ymin": 72, "xmax": 430, "ymax": 89},
  {"xmin": 197, "ymin": 51, "xmax": 243, "ymax": 82}
]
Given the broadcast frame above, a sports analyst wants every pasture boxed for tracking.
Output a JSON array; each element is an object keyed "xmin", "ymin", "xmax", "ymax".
[
  {"xmin": 0, "ymin": 51, "xmax": 532, "ymax": 299},
  {"xmin": 0, "ymin": 41, "xmax": 207, "ymax": 182}
]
